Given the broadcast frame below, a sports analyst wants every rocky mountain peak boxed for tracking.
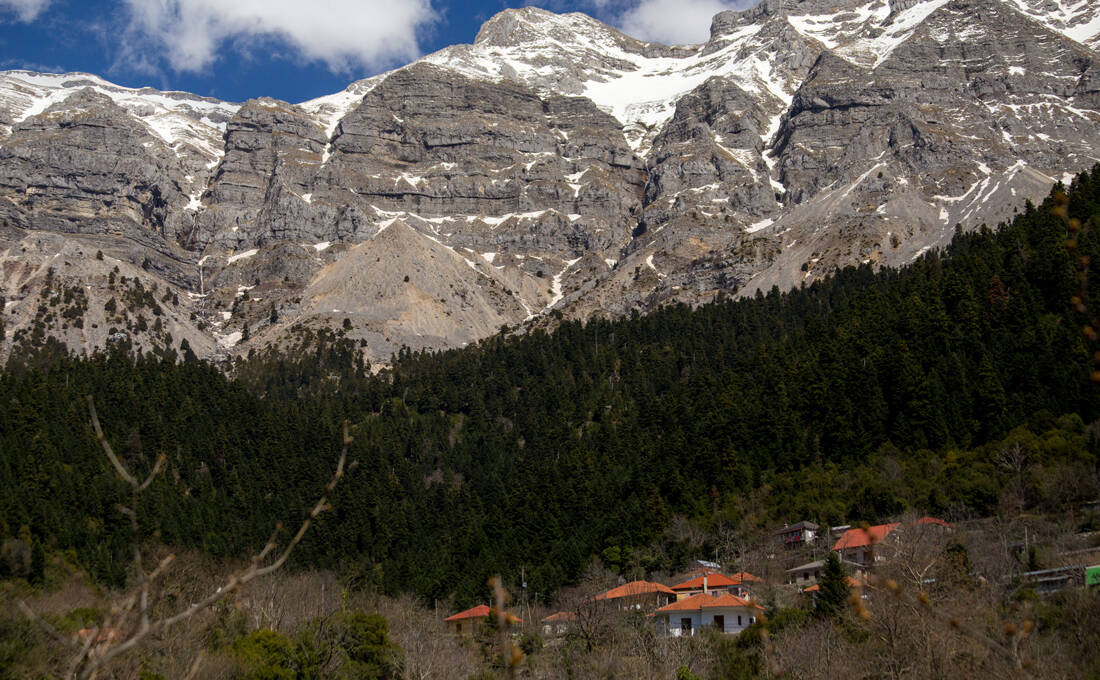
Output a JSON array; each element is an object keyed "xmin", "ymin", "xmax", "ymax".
[
  {"xmin": 0, "ymin": 0, "xmax": 1098, "ymax": 366},
  {"xmin": 475, "ymin": 7, "xmax": 589, "ymax": 46}
]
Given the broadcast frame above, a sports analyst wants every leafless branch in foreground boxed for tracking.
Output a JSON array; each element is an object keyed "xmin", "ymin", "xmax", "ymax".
[
  {"xmin": 19, "ymin": 397, "xmax": 354, "ymax": 680},
  {"xmin": 864, "ymin": 574, "xmax": 1034, "ymax": 674}
]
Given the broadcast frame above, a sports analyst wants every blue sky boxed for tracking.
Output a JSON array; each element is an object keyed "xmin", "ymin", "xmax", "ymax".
[{"xmin": 0, "ymin": 0, "xmax": 750, "ymax": 103}]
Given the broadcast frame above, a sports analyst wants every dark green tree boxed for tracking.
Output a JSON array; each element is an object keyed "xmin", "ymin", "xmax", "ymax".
[{"xmin": 814, "ymin": 552, "xmax": 850, "ymax": 618}]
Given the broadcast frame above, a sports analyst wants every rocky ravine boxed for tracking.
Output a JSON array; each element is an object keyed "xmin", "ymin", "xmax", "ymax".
[{"xmin": 0, "ymin": 0, "xmax": 1098, "ymax": 366}]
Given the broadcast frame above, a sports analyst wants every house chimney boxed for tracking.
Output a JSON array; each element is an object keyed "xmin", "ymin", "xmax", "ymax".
[{"xmin": 703, "ymin": 573, "xmax": 708, "ymax": 594}]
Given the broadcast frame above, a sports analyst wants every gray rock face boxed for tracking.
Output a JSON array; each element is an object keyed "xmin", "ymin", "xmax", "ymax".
[
  {"xmin": 194, "ymin": 98, "xmax": 328, "ymax": 252},
  {"xmin": 0, "ymin": 90, "xmax": 182, "ymax": 236},
  {"xmin": 0, "ymin": 0, "xmax": 1098, "ymax": 364}
]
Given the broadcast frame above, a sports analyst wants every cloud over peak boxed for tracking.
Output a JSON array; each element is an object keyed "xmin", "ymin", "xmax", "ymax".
[
  {"xmin": 618, "ymin": 0, "xmax": 753, "ymax": 45},
  {"xmin": 120, "ymin": 0, "xmax": 435, "ymax": 75}
]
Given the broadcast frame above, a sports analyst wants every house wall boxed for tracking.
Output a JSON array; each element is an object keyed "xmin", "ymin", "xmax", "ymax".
[
  {"xmin": 787, "ymin": 568, "xmax": 822, "ymax": 585},
  {"xmin": 449, "ymin": 618, "xmax": 484, "ymax": 635},
  {"xmin": 661, "ymin": 609, "xmax": 756, "ymax": 637},
  {"xmin": 541, "ymin": 622, "xmax": 569, "ymax": 636}
]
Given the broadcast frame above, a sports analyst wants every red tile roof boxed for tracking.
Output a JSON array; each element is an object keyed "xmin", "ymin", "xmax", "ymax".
[
  {"xmin": 655, "ymin": 592, "xmax": 763, "ymax": 613},
  {"xmin": 916, "ymin": 516, "xmax": 953, "ymax": 528},
  {"xmin": 540, "ymin": 611, "xmax": 577, "ymax": 623},
  {"xmin": 445, "ymin": 605, "xmax": 522, "ymax": 624},
  {"xmin": 593, "ymin": 580, "xmax": 676, "ymax": 601},
  {"xmin": 832, "ymin": 523, "xmax": 900, "ymax": 551},
  {"xmin": 804, "ymin": 576, "xmax": 862, "ymax": 593},
  {"xmin": 444, "ymin": 604, "xmax": 491, "ymax": 622},
  {"xmin": 671, "ymin": 571, "xmax": 762, "ymax": 591}
]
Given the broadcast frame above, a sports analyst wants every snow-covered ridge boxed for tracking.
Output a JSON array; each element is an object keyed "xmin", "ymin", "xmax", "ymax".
[
  {"xmin": 407, "ymin": 7, "xmax": 801, "ymax": 153},
  {"xmin": 1003, "ymin": 0, "xmax": 1100, "ymax": 48},
  {"xmin": 298, "ymin": 74, "xmax": 385, "ymax": 139},
  {"xmin": 786, "ymin": 0, "xmax": 954, "ymax": 68},
  {"xmin": 0, "ymin": 70, "xmax": 239, "ymax": 161},
  {"xmin": 292, "ymin": 0, "xmax": 1098, "ymax": 157}
]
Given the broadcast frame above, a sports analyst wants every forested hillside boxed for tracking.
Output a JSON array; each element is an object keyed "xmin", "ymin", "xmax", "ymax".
[{"xmin": 2, "ymin": 166, "xmax": 1098, "ymax": 606}]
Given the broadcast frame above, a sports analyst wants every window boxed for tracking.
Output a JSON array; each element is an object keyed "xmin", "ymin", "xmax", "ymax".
[
  {"xmin": 713, "ymin": 615, "xmax": 725, "ymax": 632},
  {"xmin": 737, "ymin": 615, "xmax": 742, "ymax": 626}
]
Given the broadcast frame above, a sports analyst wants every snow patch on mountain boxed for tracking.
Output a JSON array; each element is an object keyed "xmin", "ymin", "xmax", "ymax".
[
  {"xmin": 298, "ymin": 75, "xmax": 384, "ymax": 139},
  {"xmin": 0, "ymin": 71, "xmax": 238, "ymax": 163}
]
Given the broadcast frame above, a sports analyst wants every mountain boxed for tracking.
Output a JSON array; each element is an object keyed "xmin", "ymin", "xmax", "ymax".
[{"xmin": 0, "ymin": 0, "xmax": 1098, "ymax": 365}]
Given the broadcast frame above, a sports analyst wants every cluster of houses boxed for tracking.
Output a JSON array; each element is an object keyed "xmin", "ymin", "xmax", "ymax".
[
  {"xmin": 783, "ymin": 516, "xmax": 953, "ymax": 586},
  {"xmin": 443, "ymin": 517, "xmax": 954, "ymax": 639}
]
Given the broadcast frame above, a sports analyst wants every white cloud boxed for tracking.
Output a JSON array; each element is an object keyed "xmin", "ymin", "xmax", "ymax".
[
  {"xmin": 0, "ymin": 0, "xmax": 50, "ymax": 22},
  {"xmin": 119, "ymin": 0, "xmax": 435, "ymax": 74},
  {"xmin": 618, "ymin": 0, "xmax": 751, "ymax": 45}
]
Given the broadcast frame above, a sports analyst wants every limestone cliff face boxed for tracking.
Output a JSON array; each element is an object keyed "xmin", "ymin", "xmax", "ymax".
[{"xmin": 0, "ymin": 0, "xmax": 1098, "ymax": 364}]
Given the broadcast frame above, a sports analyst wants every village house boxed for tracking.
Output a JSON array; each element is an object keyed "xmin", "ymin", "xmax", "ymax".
[
  {"xmin": 831, "ymin": 517, "xmax": 952, "ymax": 569},
  {"xmin": 786, "ymin": 558, "xmax": 868, "ymax": 585},
  {"xmin": 592, "ymin": 580, "xmax": 677, "ymax": 610},
  {"xmin": 653, "ymin": 592, "xmax": 764, "ymax": 637},
  {"xmin": 832, "ymin": 523, "xmax": 900, "ymax": 568},
  {"xmin": 444, "ymin": 604, "xmax": 521, "ymax": 635},
  {"xmin": 671, "ymin": 571, "xmax": 762, "ymax": 601},
  {"xmin": 785, "ymin": 560, "xmax": 824, "ymax": 585},
  {"xmin": 774, "ymin": 521, "xmax": 819, "ymax": 548},
  {"xmin": 540, "ymin": 611, "xmax": 577, "ymax": 636}
]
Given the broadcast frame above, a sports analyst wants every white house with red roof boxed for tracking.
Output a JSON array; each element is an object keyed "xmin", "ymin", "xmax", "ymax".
[
  {"xmin": 831, "ymin": 523, "xmax": 901, "ymax": 567},
  {"xmin": 653, "ymin": 592, "xmax": 764, "ymax": 637},
  {"xmin": 831, "ymin": 517, "xmax": 952, "ymax": 569}
]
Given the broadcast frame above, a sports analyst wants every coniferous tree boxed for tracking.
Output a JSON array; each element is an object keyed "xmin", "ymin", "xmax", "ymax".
[{"xmin": 814, "ymin": 552, "xmax": 850, "ymax": 618}]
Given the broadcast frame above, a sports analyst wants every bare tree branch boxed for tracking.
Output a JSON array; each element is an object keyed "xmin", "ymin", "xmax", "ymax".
[
  {"xmin": 20, "ymin": 399, "xmax": 355, "ymax": 680},
  {"xmin": 16, "ymin": 599, "xmax": 77, "ymax": 648}
]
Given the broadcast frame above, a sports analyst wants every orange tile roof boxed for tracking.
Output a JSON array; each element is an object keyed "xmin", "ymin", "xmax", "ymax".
[
  {"xmin": 593, "ymin": 580, "xmax": 676, "ymax": 601},
  {"xmin": 655, "ymin": 592, "xmax": 763, "ymax": 613},
  {"xmin": 444, "ymin": 604, "xmax": 491, "ymax": 622},
  {"xmin": 445, "ymin": 605, "xmax": 522, "ymax": 623},
  {"xmin": 671, "ymin": 571, "xmax": 762, "ymax": 591},
  {"xmin": 832, "ymin": 523, "xmax": 900, "ymax": 551},
  {"xmin": 916, "ymin": 516, "xmax": 952, "ymax": 528},
  {"xmin": 803, "ymin": 576, "xmax": 862, "ymax": 593},
  {"xmin": 540, "ymin": 611, "xmax": 577, "ymax": 623}
]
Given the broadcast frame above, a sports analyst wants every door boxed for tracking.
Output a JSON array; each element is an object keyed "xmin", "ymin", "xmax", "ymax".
[
  {"xmin": 713, "ymin": 615, "xmax": 725, "ymax": 632},
  {"xmin": 681, "ymin": 618, "xmax": 693, "ymax": 636}
]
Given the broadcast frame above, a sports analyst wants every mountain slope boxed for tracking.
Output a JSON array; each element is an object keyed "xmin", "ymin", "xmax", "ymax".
[{"xmin": 0, "ymin": 0, "xmax": 1098, "ymax": 364}]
